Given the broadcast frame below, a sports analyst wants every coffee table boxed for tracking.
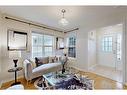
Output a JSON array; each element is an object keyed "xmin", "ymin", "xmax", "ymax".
[
  {"xmin": 42, "ymin": 70, "xmax": 94, "ymax": 90},
  {"xmin": 43, "ymin": 70, "xmax": 73, "ymax": 86}
]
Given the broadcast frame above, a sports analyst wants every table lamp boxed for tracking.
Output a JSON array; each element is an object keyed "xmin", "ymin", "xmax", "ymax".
[
  {"xmin": 63, "ymin": 48, "xmax": 68, "ymax": 56},
  {"xmin": 60, "ymin": 48, "xmax": 68, "ymax": 74}
]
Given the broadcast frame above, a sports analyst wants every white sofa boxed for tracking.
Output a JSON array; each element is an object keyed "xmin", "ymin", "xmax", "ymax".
[{"xmin": 23, "ymin": 57, "xmax": 62, "ymax": 81}]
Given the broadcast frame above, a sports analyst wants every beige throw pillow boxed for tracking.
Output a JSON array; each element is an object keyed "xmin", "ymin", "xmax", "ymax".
[
  {"xmin": 49, "ymin": 56, "xmax": 59, "ymax": 63},
  {"xmin": 28, "ymin": 59, "xmax": 36, "ymax": 69}
]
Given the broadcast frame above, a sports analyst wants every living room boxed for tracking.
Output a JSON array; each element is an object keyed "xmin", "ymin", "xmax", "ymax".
[{"xmin": 0, "ymin": 6, "xmax": 127, "ymax": 91}]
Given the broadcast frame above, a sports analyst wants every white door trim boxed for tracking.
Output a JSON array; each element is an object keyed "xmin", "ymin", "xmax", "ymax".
[{"xmin": 122, "ymin": 19, "xmax": 126, "ymax": 84}]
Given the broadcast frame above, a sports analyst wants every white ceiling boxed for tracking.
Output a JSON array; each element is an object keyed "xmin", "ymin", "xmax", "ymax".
[{"xmin": 0, "ymin": 6, "xmax": 127, "ymax": 31}]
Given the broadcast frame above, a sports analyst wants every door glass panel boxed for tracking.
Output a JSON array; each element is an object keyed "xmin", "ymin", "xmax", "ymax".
[{"xmin": 102, "ymin": 36, "xmax": 113, "ymax": 52}]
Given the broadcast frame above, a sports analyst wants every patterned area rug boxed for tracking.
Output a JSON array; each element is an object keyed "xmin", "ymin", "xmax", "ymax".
[{"xmin": 34, "ymin": 76, "xmax": 94, "ymax": 90}]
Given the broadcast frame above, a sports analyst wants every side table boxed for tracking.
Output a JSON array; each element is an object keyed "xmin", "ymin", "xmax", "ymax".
[{"xmin": 8, "ymin": 67, "xmax": 23, "ymax": 86}]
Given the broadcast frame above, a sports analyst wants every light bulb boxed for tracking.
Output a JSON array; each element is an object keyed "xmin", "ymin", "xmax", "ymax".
[{"xmin": 59, "ymin": 18, "xmax": 69, "ymax": 26}]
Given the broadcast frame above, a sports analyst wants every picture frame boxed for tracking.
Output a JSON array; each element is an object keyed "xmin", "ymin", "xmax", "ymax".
[
  {"xmin": 56, "ymin": 37, "xmax": 64, "ymax": 49},
  {"xmin": 7, "ymin": 29, "xmax": 28, "ymax": 51}
]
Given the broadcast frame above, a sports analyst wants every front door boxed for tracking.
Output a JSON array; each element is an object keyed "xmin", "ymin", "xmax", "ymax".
[
  {"xmin": 101, "ymin": 35, "xmax": 116, "ymax": 68},
  {"xmin": 100, "ymin": 33, "xmax": 122, "ymax": 70}
]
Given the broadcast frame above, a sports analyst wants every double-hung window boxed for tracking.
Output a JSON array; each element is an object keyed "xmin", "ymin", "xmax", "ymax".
[
  {"xmin": 32, "ymin": 33, "xmax": 54, "ymax": 58},
  {"xmin": 68, "ymin": 36, "xmax": 76, "ymax": 58}
]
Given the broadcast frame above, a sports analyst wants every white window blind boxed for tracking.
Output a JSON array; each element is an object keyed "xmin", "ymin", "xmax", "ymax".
[{"xmin": 32, "ymin": 33, "xmax": 54, "ymax": 58}]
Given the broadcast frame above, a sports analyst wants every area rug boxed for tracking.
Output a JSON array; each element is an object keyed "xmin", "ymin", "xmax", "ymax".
[{"xmin": 34, "ymin": 76, "xmax": 94, "ymax": 90}]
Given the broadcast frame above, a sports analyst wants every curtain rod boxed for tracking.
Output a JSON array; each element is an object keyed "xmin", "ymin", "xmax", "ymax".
[
  {"xmin": 5, "ymin": 16, "xmax": 79, "ymax": 33},
  {"xmin": 5, "ymin": 16, "xmax": 64, "ymax": 32},
  {"xmin": 64, "ymin": 28, "xmax": 79, "ymax": 33}
]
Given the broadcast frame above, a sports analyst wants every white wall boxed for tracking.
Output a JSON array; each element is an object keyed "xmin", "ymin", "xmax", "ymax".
[
  {"xmin": 0, "ymin": 14, "xmax": 64, "ymax": 83},
  {"xmin": 0, "ymin": 12, "xmax": 2, "ymax": 87}
]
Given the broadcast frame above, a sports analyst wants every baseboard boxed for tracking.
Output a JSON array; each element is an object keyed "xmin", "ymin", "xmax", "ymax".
[
  {"xmin": 71, "ymin": 66, "xmax": 88, "ymax": 72},
  {"xmin": 88, "ymin": 64, "xmax": 98, "ymax": 71},
  {"xmin": 2, "ymin": 75, "xmax": 24, "ymax": 84}
]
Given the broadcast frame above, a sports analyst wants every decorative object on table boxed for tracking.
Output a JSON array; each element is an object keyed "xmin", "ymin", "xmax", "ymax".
[
  {"xmin": 34, "ymin": 77, "xmax": 54, "ymax": 90},
  {"xmin": 60, "ymin": 56, "xmax": 67, "ymax": 74},
  {"xmin": 60, "ymin": 48, "xmax": 68, "ymax": 74},
  {"xmin": 9, "ymin": 51, "xmax": 22, "ymax": 86},
  {"xmin": 7, "ymin": 30, "xmax": 28, "ymax": 51}
]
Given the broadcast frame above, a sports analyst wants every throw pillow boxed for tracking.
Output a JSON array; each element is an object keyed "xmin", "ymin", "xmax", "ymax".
[
  {"xmin": 49, "ymin": 56, "xmax": 59, "ymax": 63},
  {"xmin": 28, "ymin": 59, "xmax": 36, "ymax": 69},
  {"xmin": 49, "ymin": 56, "xmax": 55, "ymax": 63},
  {"xmin": 35, "ymin": 57, "xmax": 49, "ymax": 67}
]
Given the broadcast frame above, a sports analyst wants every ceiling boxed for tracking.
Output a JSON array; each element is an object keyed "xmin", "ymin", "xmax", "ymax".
[{"xmin": 0, "ymin": 6, "xmax": 127, "ymax": 31}]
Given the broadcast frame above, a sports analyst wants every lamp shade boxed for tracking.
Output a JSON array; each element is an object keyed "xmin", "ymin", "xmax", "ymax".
[
  {"xmin": 9, "ymin": 51, "xmax": 21, "ymax": 59},
  {"xmin": 63, "ymin": 48, "xmax": 68, "ymax": 54}
]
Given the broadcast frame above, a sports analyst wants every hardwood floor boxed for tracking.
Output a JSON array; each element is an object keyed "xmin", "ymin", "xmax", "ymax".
[
  {"xmin": 89, "ymin": 65, "xmax": 123, "ymax": 83},
  {"xmin": 1, "ymin": 70, "xmax": 127, "ymax": 90}
]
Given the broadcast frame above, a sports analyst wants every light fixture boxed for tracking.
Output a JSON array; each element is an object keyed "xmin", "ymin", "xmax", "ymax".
[{"xmin": 59, "ymin": 9, "xmax": 69, "ymax": 26}]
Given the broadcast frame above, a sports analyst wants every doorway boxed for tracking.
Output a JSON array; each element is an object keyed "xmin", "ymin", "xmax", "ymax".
[{"xmin": 88, "ymin": 24, "xmax": 123, "ymax": 83}]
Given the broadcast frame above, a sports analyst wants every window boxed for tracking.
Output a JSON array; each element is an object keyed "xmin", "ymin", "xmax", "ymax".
[
  {"xmin": 68, "ymin": 36, "xmax": 76, "ymax": 58},
  {"xmin": 32, "ymin": 33, "xmax": 54, "ymax": 58},
  {"xmin": 102, "ymin": 36, "xmax": 113, "ymax": 52}
]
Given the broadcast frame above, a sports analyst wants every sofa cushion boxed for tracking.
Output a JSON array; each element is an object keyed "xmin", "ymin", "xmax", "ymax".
[
  {"xmin": 32, "ymin": 62, "xmax": 61, "ymax": 75},
  {"xmin": 35, "ymin": 57, "xmax": 49, "ymax": 67}
]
